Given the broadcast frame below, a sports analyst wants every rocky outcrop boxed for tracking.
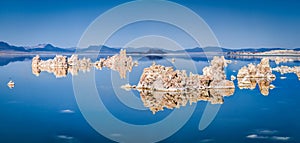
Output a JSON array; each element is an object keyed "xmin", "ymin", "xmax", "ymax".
[
  {"xmin": 122, "ymin": 56, "xmax": 235, "ymax": 113},
  {"xmin": 272, "ymin": 57, "xmax": 294, "ymax": 64},
  {"xmin": 258, "ymin": 50, "xmax": 300, "ymax": 55},
  {"xmin": 237, "ymin": 58, "xmax": 275, "ymax": 79},
  {"xmin": 7, "ymin": 80, "xmax": 15, "ymax": 89},
  {"xmin": 273, "ymin": 66, "xmax": 300, "ymax": 80},
  {"xmin": 67, "ymin": 55, "xmax": 92, "ymax": 76},
  {"xmin": 231, "ymin": 75, "xmax": 236, "ymax": 81},
  {"xmin": 94, "ymin": 49, "xmax": 137, "ymax": 78},
  {"xmin": 237, "ymin": 58, "xmax": 276, "ymax": 96},
  {"xmin": 32, "ymin": 49, "xmax": 138, "ymax": 78},
  {"xmin": 135, "ymin": 56, "xmax": 233, "ymax": 91},
  {"xmin": 32, "ymin": 55, "xmax": 92, "ymax": 78},
  {"xmin": 203, "ymin": 56, "xmax": 231, "ymax": 81}
]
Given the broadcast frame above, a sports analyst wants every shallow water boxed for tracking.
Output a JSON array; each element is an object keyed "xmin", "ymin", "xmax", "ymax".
[{"xmin": 0, "ymin": 55, "xmax": 299, "ymax": 143}]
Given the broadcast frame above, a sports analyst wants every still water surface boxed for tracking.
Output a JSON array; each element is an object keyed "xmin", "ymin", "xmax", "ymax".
[{"xmin": 0, "ymin": 55, "xmax": 299, "ymax": 143}]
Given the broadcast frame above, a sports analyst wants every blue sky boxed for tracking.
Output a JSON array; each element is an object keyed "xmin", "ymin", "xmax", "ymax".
[{"xmin": 0, "ymin": 0, "xmax": 299, "ymax": 49}]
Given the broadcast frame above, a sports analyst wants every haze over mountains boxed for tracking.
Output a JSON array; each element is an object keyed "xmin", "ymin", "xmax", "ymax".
[{"xmin": 0, "ymin": 41, "xmax": 299, "ymax": 54}]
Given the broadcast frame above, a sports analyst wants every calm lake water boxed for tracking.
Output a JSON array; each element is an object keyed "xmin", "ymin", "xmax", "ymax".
[{"xmin": 0, "ymin": 55, "xmax": 299, "ymax": 143}]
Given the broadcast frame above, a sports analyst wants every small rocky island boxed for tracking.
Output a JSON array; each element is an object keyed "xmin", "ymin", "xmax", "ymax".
[
  {"xmin": 31, "ymin": 49, "xmax": 300, "ymax": 113},
  {"xmin": 272, "ymin": 66, "xmax": 300, "ymax": 80},
  {"xmin": 32, "ymin": 49, "xmax": 137, "ymax": 78},
  {"xmin": 237, "ymin": 58, "xmax": 276, "ymax": 96},
  {"xmin": 7, "ymin": 80, "xmax": 15, "ymax": 89},
  {"xmin": 94, "ymin": 49, "xmax": 138, "ymax": 78},
  {"xmin": 32, "ymin": 55, "xmax": 93, "ymax": 78},
  {"xmin": 122, "ymin": 56, "xmax": 235, "ymax": 113}
]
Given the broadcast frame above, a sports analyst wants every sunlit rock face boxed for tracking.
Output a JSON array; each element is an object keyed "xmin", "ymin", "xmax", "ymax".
[
  {"xmin": 237, "ymin": 58, "xmax": 276, "ymax": 96},
  {"xmin": 32, "ymin": 55, "xmax": 41, "ymax": 67},
  {"xmin": 94, "ymin": 49, "xmax": 136, "ymax": 78},
  {"xmin": 7, "ymin": 80, "xmax": 15, "ymax": 89},
  {"xmin": 137, "ymin": 64, "xmax": 190, "ymax": 91},
  {"xmin": 67, "ymin": 56, "xmax": 92, "ymax": 76},
  {"xmin": 32, "ymin": 50, "xmax": 136, "ymax": 78},
  {"xmin": 203, "ymin": 56, "xmax": 231, "ymax": 81},
  {"xmin": 67, "ymin": 55, "xmax": 79, "ymax": 66},
  {"xmin": 31, "ymin": 55, "xmax": 92, "ymax": 78},
  {"xmin": 34, "ymin": 55, "xmax": 68, "ymax": 68},
  {"xmin": 237, "ymin": 58, "xmax": 275, "ymax": 78},
  {"xmin": 273, "ymin": 66, "xmax": 300, "ymax": 80},
  {"xmin": 273, "ymin": 57, "xmax": 294, "ymax": 64},
  {"xmin": 137, "ymin": 56, "xmax": 234, "ymax": 91},
  {"xmin": 123, "ymin": 56, "xmax": 235, "ymax": 113},
  {"xmin": 231, "ymin": 75, "xmax": 236, "ymax": 81},
  {"xmin": 32, "ymin": 55, "xmax": 41, "ymax": 76},
  {"xmin": 259, "ymin": 49, "xmax": 300, "ymax": 55}
]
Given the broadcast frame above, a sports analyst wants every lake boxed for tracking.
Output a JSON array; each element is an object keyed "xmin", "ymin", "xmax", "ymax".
[{"xmin": 0, "ymin": 54, "xmax": 299, "ymax": 143}]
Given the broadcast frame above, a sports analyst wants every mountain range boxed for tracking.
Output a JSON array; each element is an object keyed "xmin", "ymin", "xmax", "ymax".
[{"xmin": 0, "ymin": 41, "xmax": 299, "ymax": 54}]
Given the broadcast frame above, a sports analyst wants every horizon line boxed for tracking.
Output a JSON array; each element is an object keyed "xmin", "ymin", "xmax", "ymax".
[{"xmin": 1, "ymin": 41, "xmax": 299, "ymax": 50}]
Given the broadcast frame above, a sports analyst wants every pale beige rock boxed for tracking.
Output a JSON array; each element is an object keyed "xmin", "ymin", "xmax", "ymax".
[
  {"xmin": 138, "ymin": 87, "xmax": 236, "ymax": 114},
  {"xmin": 273, "ymin": 66, "xmax": 300, "ymax": 80},
  {"xmin": 7, "ymin": 80, "xmax": 15, "ymax": 89},
  {"xmin": 123, "ymin": 56, "xmax": 235, "ymax": 113},
  {"xmin": 203, "ymin": 56, "xmax": 231, "ymax": 81},
  {"xmin": 269, "ymin": 84, "xmax": 275, "ymax": 89},
  {"xmin": 94, "ymin": 49, "xmax": 136, "ymax": 78},
  {"xmin": 231, "ymin": 75, "xmax": 236, "ymax": 81},
  {"xmin": 32, "ymin": 54, "xmax": 92, "ymax": 78},
  {"xmin": 171, "ymin": 58, "xmax": 175, "ymax": 63},
  {"xmin": 32, "ymin": 55, "xmax": 41, "ymax": 67},
  {"xmin": 138, "ymin": 88, "xmax": 234, "ymax": 114},
  {"xmin": 136, "ymin": 56, "xmax": 233, "ymax": 91},
  {"xmin": 237, "ymin": 58, "xmax": 276, "ymax": 96}
]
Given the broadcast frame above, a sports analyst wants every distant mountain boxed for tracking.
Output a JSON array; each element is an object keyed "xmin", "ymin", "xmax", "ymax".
[
  {"xmin": 125, "ymin": 47, "xmax": 173, "ymax": 54},
  {"xmin": 0, "ymin": 41, "xmax": 27, "ymax": 52},
  {"xmin": 145, "ymin": 48, "xmax": 167, "ymax": 54},
  {"xmin": 291, "ymin": 48, "xmax": 300, "ymax": 51},
  {"xmin": 28, "ymin": 44, "xmax": 72, "ymax": 52},
  {"xmin": 185, "ymin": 47, "xmax": 204, "ymax": 53},
  {"xmin": 0, "ymin": 41, "xmax": 72, "ymax": 53},
  {"xmin": 229, "ymin": 47, "xmax": 287, "ymax": 53},
  {"xmin": 76, "ymin": 45, "xmax": 120, "ymax": 53},
  {"xmin": 24, "ymin": 43, "xmax": 48, "ymax": 49},
  {"xmin": 175, "ymin": 47, "xmax": 230, "ymax": 53},
  {"xmin": 0, "ymin": 41, "xmax": 299, "ymax": 55}
]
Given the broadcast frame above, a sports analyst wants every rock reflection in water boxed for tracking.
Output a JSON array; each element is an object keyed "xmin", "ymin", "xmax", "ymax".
[
  {"xmin": 227, "ymin": 54, "xmax": 300, "ymax": 66},
  {"xmin": 32, "ymin": 55, "xmax": 92, "ymax": 78},
  {"xmin": 273, "ymin": 66, "xmax": 300, "ymax": 80},
  {"xmin": 94, "ymin": 49, "xmax": 137, "ymax": 78},
  {"xmin": 32, "ymin": 49, "xmax": 137, "ymax": 78},
  {"xmin": 122, "ymin": 56, "xmax": 235, "ymax": 114},
  {"xmin": 139, "ymin": 88, "xmax": 234, "ymax": 114},
  {"xmin": 237, "ymin": 58, "xmax": 276, "ymax": 96}
]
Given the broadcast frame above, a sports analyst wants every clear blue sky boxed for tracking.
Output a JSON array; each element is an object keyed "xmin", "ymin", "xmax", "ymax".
[{"xmin": 0, "ymin": 0, "xmax": 299, "ymax": 49}]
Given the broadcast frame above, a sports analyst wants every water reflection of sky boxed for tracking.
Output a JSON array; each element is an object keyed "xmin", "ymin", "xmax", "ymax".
[{"xmin": 0, "ymin": 56, "xmax": 299, "ymax": 143}]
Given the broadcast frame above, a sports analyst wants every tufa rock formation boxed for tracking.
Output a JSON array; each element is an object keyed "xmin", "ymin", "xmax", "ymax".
[
  {"xmin": 94, "ymin": 49, "xmax": 137, "ymax": 78},
  {"xmin": 32, "ymin": 55, "xmax": 93, "ymax": 78},
  {"xmin": 272, "ymin": 66, "xmax": 300, "ymax": 80},
  {"xmin": 122, "ymin": 56, "xmax": 235, "ymax": 113},
  {"xmin": 32, "ymin": 49, "xmax": 138, "ymax": 78},
  {"xmin": 139, "ymin": 88, "xmax": 234, "ymax": 114},
  {"xmin": 135, "ymin": 56, "xmax": 233, "ymax": 91},
  {"xmin": 237, "ymin": 58, "xmax": 276, "ymax": 96},
  {"xmin": 7, "ymin": 80, "xmax": 15, "ymax": 89}
]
